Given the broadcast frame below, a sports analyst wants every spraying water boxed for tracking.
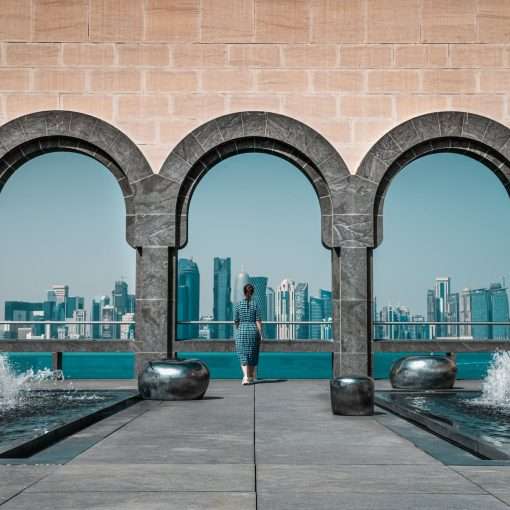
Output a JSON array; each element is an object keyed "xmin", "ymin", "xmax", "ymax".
[
  {"xmin": 480, "ymin": 351, "xmax": 510, "ymax": 406},
  {"xmin": 0, "ymin": 354, "xmax": 63, "ymax": 412}
]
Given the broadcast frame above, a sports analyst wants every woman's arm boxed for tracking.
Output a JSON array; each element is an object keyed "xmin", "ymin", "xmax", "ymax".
[
  {"xmin": 234, "ymin": 303, "xmax": 240, "ymax": 329},
  {"xmin": 256, "ymin": 320, "xmax": 263, "ymax": 339},
  {"xmin": 255, "ymin": 303, "xmax": 263, "ymax": 339}
]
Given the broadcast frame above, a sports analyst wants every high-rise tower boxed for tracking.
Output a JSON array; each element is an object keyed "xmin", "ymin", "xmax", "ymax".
[
  {"xmin": 295, "ymin": 282, "xmax": 309, "ymax": 339},
  {"xmin": 250, "ymin": 276, "xmax": 268, "ymax": 319},
  {"xmin": 213, "ymin": 257, "xmax": 232, "ymax": 339},
  {"xmin": 434, "ymin": 277, "xmax": 450, "ymax": 337},
  {"xmin": 276, "ymin": 279, "xmax": 296, "ymax": 339},
  {"xmin": 178, "ymin": 258, "xmax": 200, "ymax": 338},
  {"xmin": 265, "ymin": 286, "xmax": 276, "ymax": 339},
  {"xmin": 490, "ymin": 283, "xmax": 509, "ymax": 339}
]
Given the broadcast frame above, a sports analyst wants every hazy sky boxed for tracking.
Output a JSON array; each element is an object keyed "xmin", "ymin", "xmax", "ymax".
[
  {"xmin": 180, "ymin": 153, "xmax": 330, "ymax": 314},
  {"xmin": 0, "ymin": 152, "xmax": 135, "ymax": 319},
  {"xmin": 373, "ymin": 152, "xmax": 510, "ymax": 315},
  {"xmin": 1, "ymin": 150, "xmax": 509, "ymax": 319}
]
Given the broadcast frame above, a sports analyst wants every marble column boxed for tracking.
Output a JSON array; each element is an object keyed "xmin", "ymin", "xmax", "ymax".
[
  {"xmin": 332, "ymin": 246, "xmax": 372, "ymax": 377},
  {"xmin": 135, "ymin": 246, "xmax": 177, "ymax": 375}
]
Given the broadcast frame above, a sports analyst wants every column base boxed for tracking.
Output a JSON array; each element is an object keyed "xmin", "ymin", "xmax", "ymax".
[{"xmin": 333, "ymin": 352, "xmax": 370, "ymax": 377}]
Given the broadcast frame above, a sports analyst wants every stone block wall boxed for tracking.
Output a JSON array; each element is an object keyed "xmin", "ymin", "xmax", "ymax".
[{"xmin": 0, "ymin": 0, "xmax": 509, "ymax": 174}]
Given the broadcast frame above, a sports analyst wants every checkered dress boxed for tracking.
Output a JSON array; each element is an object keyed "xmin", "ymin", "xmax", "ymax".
[{"xmin": 234, "ymin": 298, "xmax": 261, "ymax": 366}]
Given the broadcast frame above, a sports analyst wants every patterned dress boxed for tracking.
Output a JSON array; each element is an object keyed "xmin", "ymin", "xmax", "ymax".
[{"xmin": 234, "ymin": 298, "xmax": 261, "ymax": 366}]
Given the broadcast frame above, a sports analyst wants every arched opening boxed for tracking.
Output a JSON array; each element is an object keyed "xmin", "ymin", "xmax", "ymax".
[
  {"xmin": 176, "ymin": 152, "xmax": 333, "ymax": 378},
  {"xmin": 160, "ymin": 112, "xmax": 350, "ymax": 378},
  {"xmin": 0, "ymin": 111, "xmax": 149, "ymax": 378},
  {"xmin": 0, "ymin": 151, "xmax": 136, "ymax": 377},
  {"xmin": 364, "ymin": 112, "xmax": 510, "ymax": 380}
]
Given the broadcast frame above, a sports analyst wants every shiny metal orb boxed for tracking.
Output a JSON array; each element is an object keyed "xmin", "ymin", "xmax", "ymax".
[
  {"xmin": 390, "ymin": 355, "xmax": 457, "ymax": 390},
  {"xmin": 138, "ymin": 358, "xmax": 210, "ymax": 401},
  {"xmin": 330, "ymin": 375, "xmax": 375, "ymax": 416}
]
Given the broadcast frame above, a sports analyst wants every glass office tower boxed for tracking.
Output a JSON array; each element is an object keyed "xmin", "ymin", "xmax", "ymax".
[
  {"xmin": 470, "ymin": 288, "xmax": 491, "ymax": 339},
  {"xmin": 213, "ymin": 257, "xmax": 232, "ymax": 339},
  {"xmin": 295, "ymin": 282, "xmax": 309, "ymax": 339},
  {"xmin": 178, "ymin": 258, "xmax": 200, "ymax": 338},
  {"xmin": 490, "ymin": 283, "xmax": 509, "ymax": 339},
  {"xmin": 265, "ymin": 287, "xmax": 276, "ymax": 339}
]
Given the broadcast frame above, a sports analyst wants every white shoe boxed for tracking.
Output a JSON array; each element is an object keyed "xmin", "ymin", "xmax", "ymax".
[{"xmin": 242, "ymin": 377, "xmax": 250, "ymax": 385}]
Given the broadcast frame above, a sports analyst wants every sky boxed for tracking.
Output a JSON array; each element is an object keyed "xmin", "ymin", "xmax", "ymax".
[{"xmin": 1, "ymin": 150, "xmax": 509, "ymax": 319}]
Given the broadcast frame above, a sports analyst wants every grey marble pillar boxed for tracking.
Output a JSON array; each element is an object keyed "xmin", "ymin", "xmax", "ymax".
[
  {"xmin": 332, "ymin": 246, "xmax": 372, "ymax": 377},
  {"xmin": 135, "ymin": 246, "xmax": 177, "ymax": 375}
]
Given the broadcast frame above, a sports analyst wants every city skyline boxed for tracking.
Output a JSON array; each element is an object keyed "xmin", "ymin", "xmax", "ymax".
[
  {"xmin": 178, "ymin": 255, "xmax": 333, "ymax": 340},
  {"xmin": 2, "ymin": 150, "xmax": 510, "ymax": 321},
  {"xmin": 376, "ymin": 275, "xmax": 510, "ymax": 341},
  {"xmin": 3, "ymin": 279, "xmax": 135, "ymax": 340}
]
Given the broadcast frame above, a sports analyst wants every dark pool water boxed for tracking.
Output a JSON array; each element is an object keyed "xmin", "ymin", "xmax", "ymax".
[
  {"xmin": 378, "ymin": 391, "xmax": 510, "ymax": 452},
  {"xmin": 0, "ymin": 390, "xmax": 136, "ymax": 451}
]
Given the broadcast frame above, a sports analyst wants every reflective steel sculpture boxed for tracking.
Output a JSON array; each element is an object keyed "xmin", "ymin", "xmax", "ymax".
[
  {"xmin": 138, "ymin": 359, "xmax": 210, "ymax": 401},
  {"xmin": 330, "ymin": 375, "xmax": 374, "ymax": 416},
  {"xmin": 390, "ymin": 355, "xmax": 456, "ymax": 390}
]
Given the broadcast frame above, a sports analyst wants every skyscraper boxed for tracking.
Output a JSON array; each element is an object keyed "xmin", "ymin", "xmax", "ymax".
[
  {"xmin": 101, "ymin": 304, "xmax": 115, "ymax": 339},
  {"xmin": 265, "ymin": 286, "xmax": 276, "ymax": 339},
  {"xmin": 213, "ymin": 257, "xmax": 232, "ymax": 339},
  {"xmin": 70, "ymin": 309, "xmax": 87, "ymax": 339},
  {"xmin": 490, "ymin": 283, "xmax": 509, "ymax": 340},
  {"xmin": 65, "ymin": 296, "xmax": 84, "ymax": 319},
  {"xmin": 447, "ymin": 292, "xmax": 460, "ymax": 337},
  {"xmin": 250, "ymin": 275, "xmax": 268, "ymax": 320},
  {"xmin": 92, "ymin": 298, "xmax": 101, "ymax": 339},
  {"xmin": 380, "ymin": 305, "xmax": 396, "ymax": 339},
  {"xmin": 426, "ymin": 289, "xmax": 437, "ymax": 338},
  {"xmin": 276, "ymin": 279, "xmax": 296, "ymax": 339},
  {"xmin": 470, "ymin": 288, "xmax": 491, "ymax": 339},
  {"xmin": 4, "ymin": 301, "xmax": 43, "ymax": 339},
  {"xmin": 52, "ymin": 284, "xmax": 69, "ymax": 304},
  {"xmin": 112, "ymin": 280, "xmax": 129, "ymax": 317},
  {"xmin": 309, "ymin": 296, "xmax": 323, "ymax": 339},
  {"xmin": 178, "ymin": 258, "xmax": 200, "ymax": 338},
  {"xmin": 320, "ymin": 289, "xmax": 332, "ymax": 320},
  {"xmin": 434, "ymin": 277, "xmax": 450, "ymax": 337},
  {"xmin": 295, "ymin": 282, "xmax": 309, "ymax": 339},
  {"xmin": 459, "ymin": 288, "xmax": 472, "ymax": 338}
]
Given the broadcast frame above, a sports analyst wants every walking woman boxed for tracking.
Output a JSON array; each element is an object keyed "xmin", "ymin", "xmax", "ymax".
[{"xmin": 234, "ymin": 283, "xmax": 263, "ymax": 385}]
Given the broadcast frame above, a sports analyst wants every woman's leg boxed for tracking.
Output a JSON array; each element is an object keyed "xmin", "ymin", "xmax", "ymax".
[{"xmin": 241, "ymin": 363, "xmax": 249, "ymax": 384}]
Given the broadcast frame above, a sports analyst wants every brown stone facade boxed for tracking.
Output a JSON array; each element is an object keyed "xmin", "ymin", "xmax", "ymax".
[{"xmin": 0, "ymin": 0, "xmax": 509, "ymax": 174}]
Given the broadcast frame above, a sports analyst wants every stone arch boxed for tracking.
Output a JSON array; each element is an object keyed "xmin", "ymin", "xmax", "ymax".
[
  {"xmin": 356, "ymin": 111, "xmax": 510, "ymax": 248},
  {"xmin": 0, "ymin": 110, "xmax": 153, "ymax": 247},
  {"xmin": 155, "ymin": 111, "xmax": 371, "ymax": 378},
  {"xmin": 159, "ymin": 111, "xmax": 350, "ymax": 249}
]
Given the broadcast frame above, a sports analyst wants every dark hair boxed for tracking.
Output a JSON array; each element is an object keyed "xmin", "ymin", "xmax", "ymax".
[{"xmin": 243, "ymin": 283, "xmax": 254, "ymax": 296}]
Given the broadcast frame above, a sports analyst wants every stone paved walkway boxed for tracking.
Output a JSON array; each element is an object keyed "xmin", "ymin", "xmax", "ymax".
[{"xmin": 2, "ymin": 380, "xmax": 510, "ymax": 509}]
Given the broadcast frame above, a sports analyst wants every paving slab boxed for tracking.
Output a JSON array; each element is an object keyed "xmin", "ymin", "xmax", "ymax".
[
  {"xmin": 257, "ymin": 492, "xmax": 510, "ymax": 510},
  {"xmin": 25, "ymin": 463, "xmax": 254, "ymax": 493},
  {"xmin": 0, "ymin": 466, "xmax": 57, "ymax": 505},
  {"xmin": 452, "ymin": 466, "xmax": 510, "ymax": 495},
  {"xmin": 256, "ymin": 464, "xmax": 485, "ymax": 495},
  {"xmin": 71, "ymin": 431, "xmax": 253, "ymax": 464},
  {"xmin": 0, "ymin": 491, "xmax": 256, "ymax": 510}
]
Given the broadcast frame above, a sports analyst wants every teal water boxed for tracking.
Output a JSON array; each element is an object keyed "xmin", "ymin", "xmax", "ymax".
[{"xmin": 4, "ymin": 352, "xmax": 495, "ymax": 380}]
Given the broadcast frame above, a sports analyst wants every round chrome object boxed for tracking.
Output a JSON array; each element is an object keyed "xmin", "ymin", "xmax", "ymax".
[
  {"xmin": 330, "ymin": 375, "xmax": 375, "ymax": 416},
  {"xmin": 138, "ymin": 358, "xmax": 210, "ymax": 401},
  {"xmin": 390, "ymin": 355, "xmax": 457, "ymax": 390}
]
